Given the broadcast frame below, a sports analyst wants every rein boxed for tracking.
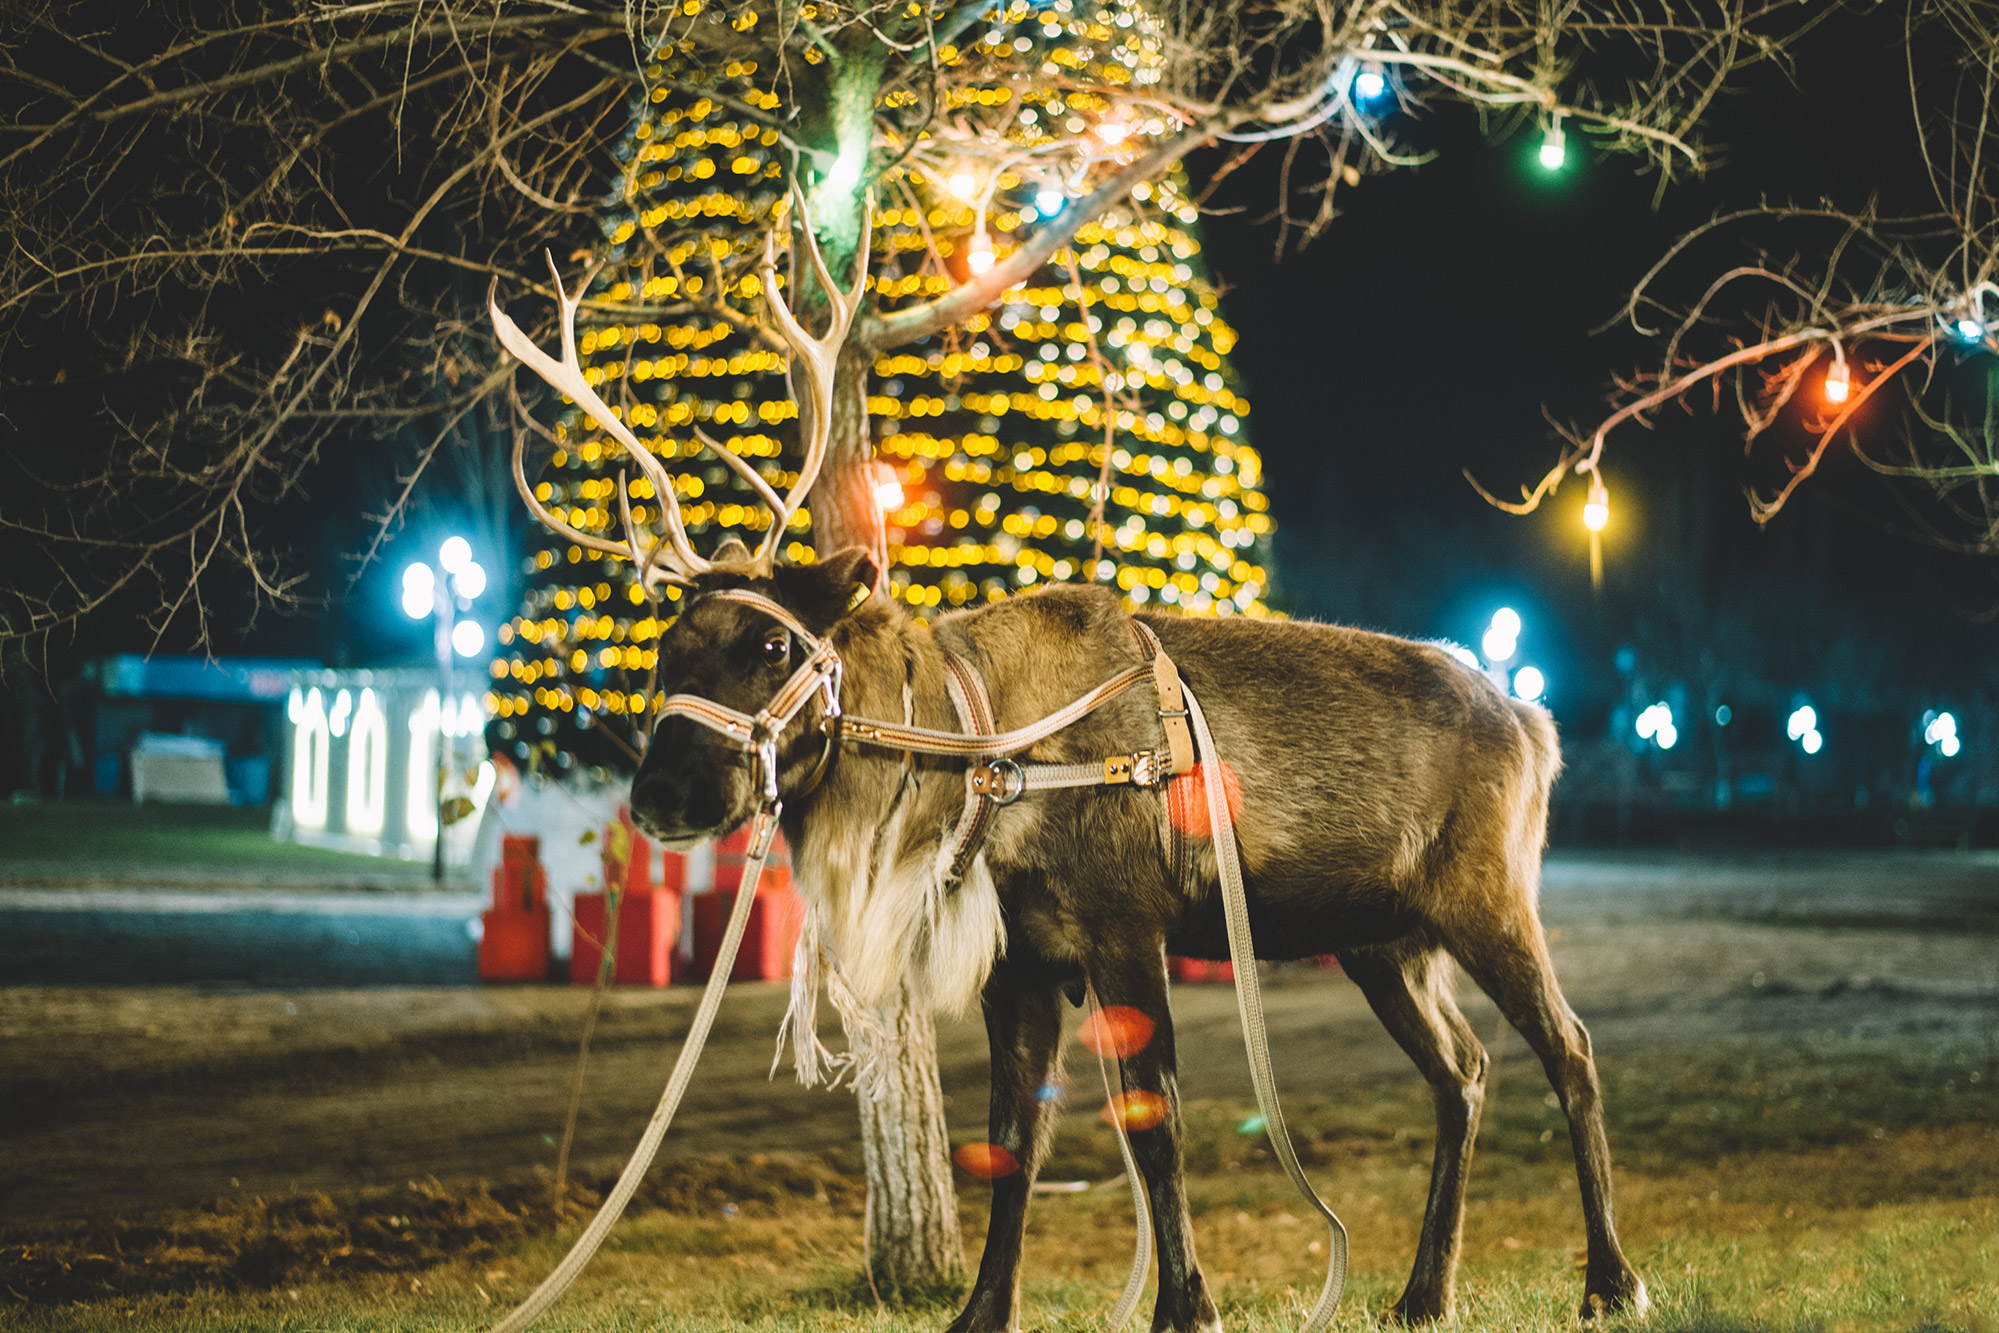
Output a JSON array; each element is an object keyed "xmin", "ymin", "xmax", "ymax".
[{"xmin": 489, "ymin": 587, "xmax": 1348, "ymax": 1333}]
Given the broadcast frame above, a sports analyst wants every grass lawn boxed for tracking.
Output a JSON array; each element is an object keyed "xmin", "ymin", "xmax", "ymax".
[
  {"xmin": 0, "ymin": 802, "xmax": 416, "ymax": 874},
  {"xmin": 7, "ymin": 1034, "xmax": 1994, "ymax": 1333}
]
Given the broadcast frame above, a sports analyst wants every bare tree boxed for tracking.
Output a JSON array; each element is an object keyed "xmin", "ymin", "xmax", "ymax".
[
  {"xmin": 1482, "ymin": 0, "xmax": 1999, "ymax": 607},
  {"xmin": 3, "ymin": 0, "xmax": 1815, "ymax": 1295}
]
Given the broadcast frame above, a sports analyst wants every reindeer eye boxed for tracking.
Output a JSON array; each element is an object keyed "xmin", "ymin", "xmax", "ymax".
[{"xmin": 762, "ymin": 630, "xmax": 791, "ymax": 667}]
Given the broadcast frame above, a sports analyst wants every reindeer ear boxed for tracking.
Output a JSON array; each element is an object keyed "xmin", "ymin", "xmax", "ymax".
[
  {"xmin": 814, "ymin": 545, "xmax": 881, "ymax": 601},
  {"xmin": 710, "ymin": 536, "xmax": 753, "ymax": 566},
  {"xmin": 778, "ymin": 545, "xmax": 882, "ymax": 628}
]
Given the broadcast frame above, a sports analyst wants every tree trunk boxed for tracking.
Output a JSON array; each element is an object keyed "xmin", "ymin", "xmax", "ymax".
[
  {"xmin": 856, "ymin": 981, "xmax": 965, "ymax": 1294},
  {"xmin": 813, "ymin": 336, "xmax": 964, "ymax": 1294}
]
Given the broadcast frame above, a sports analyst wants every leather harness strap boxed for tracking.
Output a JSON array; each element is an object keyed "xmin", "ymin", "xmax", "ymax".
[{"xmin": 940, "ymin": 652, "xmax": 999, "ymax": 890}]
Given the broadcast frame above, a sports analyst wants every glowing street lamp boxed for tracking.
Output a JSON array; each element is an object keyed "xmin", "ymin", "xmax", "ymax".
[
  {"xmin": 1787, "ymin": 704, "xmax": 1822, "ymax": 756},
  {"xmin": 1924, "ymin": 710, "xmax": 1961, "ymax": 758},
  {"xmin": 401, "ymin": 536, "xmax": 489, "ymax": 878},
  {"xmin": 1481, "ymin": 607, "xmax": 1520, "ymax": 664},
  {"xmin": 1636, "ymin": 702, "xmax": 1678, "ymax": 751}
]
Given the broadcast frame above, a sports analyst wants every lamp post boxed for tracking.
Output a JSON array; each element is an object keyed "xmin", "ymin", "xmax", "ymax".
[{"xmin": 403, "ymin": 537, "xmax": 488, "ymax": 881}]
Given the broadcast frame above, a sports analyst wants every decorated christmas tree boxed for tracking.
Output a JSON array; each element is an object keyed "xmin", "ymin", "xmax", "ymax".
[{"xmin": 489, "ymin": 40, "xmax": 1273, "ymax": 774}]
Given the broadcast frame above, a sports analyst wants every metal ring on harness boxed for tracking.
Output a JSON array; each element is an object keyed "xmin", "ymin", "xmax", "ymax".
[{"xmin": 980, "ymin": 757, "xmax": 1025, "ymax": 805}]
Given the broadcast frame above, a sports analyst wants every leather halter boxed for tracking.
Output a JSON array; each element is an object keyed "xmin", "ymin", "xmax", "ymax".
[{"xmin": 655, "ymin": 586, "xmax": 1198, "ymax": 835}]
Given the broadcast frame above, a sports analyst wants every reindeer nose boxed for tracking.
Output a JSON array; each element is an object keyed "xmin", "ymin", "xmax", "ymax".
[{"xmin": 630, "ymin": 720, "xmax": 726, "ymax": 838}]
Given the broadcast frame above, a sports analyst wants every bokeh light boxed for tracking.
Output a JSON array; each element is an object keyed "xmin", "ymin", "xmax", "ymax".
[
  {"xmin": 1078, "ymin": 1005, "xmax": 1156, "ymax": 1059},
  {"xmin": 1166, "ymin": 760, "xmax": 1244, "ymax": 837},
  {"xmin": 952, "ymin": 1143, "xmax": 1020, "ymax": 1179},
  {"xmin": 1100, "ymin": 1090, "xmax": 1168, "ymax": 1132}
]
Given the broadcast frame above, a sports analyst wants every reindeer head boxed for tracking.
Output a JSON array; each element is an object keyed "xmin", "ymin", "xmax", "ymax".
[{"xmin": 492, "ymin": 187, "xmax": 875, "ymax": 847}]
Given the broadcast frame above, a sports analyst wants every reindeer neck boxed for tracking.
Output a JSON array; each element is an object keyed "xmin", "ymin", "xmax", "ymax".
[{"xmin": 783, "ymin": 600, "xmax": 959, "ymax": 836}]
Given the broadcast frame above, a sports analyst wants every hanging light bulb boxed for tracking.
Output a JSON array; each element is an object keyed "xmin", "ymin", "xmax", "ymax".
[
  {"xmin": 1095, "ymin": 118, "xmax": 1130, "ymax": 147},
  {"xmin": 947, "ymin": 170, "xmax": 977, "ymax": 200},
  {"xmin": 967, "ymin": 230, "xmax": 995, "ymax": 275},
  {"xmin": 1538, "ymin": 115, "xmax": 1567, "ymax": 170},
  {"xmin": 1956, "ymin": 316, "xmax": 1986, "ymax": 343},
  {"xmin": 1035, "ymin": 181, "xmax": 1065, "ymax": 214},
  {"xmin": 1584, "ymin": 474, "xmax": 1608, "ymax": 591},
  {"xmin": 873, "ymin": 462, "xmax": 906, "ymax": 513},
  {"xmin": 1824, "ymin": 356, "xmax": 1850, "ymax": 404},
  {"xmin": 1353, "ymin": 64, "xmax": 1387, "ymax": 101}
]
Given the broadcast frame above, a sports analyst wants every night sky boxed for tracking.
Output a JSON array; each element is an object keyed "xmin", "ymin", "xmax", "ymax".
[{"xmin": 1201, "ymin": 14, "xmax": 1997, "ymax": 726}]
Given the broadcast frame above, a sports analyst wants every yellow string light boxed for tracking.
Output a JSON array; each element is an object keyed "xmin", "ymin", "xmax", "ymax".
[{"xmin": 496, "ymin": 23, "xmax": 1274, "ymax": 766}]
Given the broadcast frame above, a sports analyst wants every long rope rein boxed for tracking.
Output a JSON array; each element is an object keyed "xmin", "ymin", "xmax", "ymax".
[
  {"xmin": 487, "ymin": 803, "xmax": 780, "ymax": 1333},
  {"xmin": 1085, "ymin": 981, "xmax": 1156, "ymax": 1331},
  {"xmin": 1183, "ymin": 682, "xmax": 1349, "ymax": 1332}
]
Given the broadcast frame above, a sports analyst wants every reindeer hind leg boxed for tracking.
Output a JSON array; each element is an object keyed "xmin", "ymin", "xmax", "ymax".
[
  {"xmin": 1440, "ymin": 891, "xmax": 1647, "ymax": 1320},
  {"xmin": 1337, "ymin": 941, "xmax": 1488, "ymax": 1324}
]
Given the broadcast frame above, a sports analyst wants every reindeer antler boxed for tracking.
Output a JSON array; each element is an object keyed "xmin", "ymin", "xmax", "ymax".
[
  {"xmin": 493, "ymin": 186, "xmax": 870, "ymax": 584},
  {"xmin": 492, "ymin": 256, "xmax": 714, "ymax": 585},
  {"xmin": 750, "ymin": 181, "xmax": 872, "ymax": 573}
]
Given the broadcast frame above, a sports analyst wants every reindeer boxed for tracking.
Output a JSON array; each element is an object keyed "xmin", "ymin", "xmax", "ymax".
[{"xmin": 491, "ymin": 204, "xmax": 1648, "ymax": 1333}]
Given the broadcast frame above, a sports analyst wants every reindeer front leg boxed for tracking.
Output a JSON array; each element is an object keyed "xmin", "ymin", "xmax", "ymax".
[
  {"xmin": 1089, "ymin": 943, "xmax": 1221, "ymax": 1333},
  {"xmin": 948, "ymin": 964, "xmax": 1066, "ymax": 1333}
]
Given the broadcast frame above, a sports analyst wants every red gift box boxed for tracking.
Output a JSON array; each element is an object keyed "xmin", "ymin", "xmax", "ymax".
[
  {"xmin": 495, "ymin": 835, "xmax": 548, "ymax": 911},
  {"xmin": 480, "ymin": 906, "xmax": 551, "ymax": 981},
  {"xmin": 691, "ymin": 886, "xmax": 805, "ymax": 982},
  {"xmin": 571, "ymin": 887, "xmax": 682, "ymax": 987},
  {"xmin": 480, "ymin": 836, "xmax": 551, "ymax": 982}
]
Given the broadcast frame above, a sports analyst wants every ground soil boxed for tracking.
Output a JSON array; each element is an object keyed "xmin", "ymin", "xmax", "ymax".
[{"xmin": 4, "ymin": 849, "xmax": 1994, "ymax": 1236}]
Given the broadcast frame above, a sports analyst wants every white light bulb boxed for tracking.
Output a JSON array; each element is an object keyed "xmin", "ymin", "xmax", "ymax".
[
  {"xmin": 824, "ymin": 146, "xmax": 863, "ymax": 195},
  {"xmin": 1481, "ymin": 627, "xmax": 1517, "ymax": 663},
  {"xmin": 1957, "ymin": 317, "xmax": 1985, "ymax": 343},
  {"xmin": 1940, "ymin": 735, "xmax": 1961, "ymax": 758},
  {"xmin": 451, "ymin": 620, "xmax": 486, "ymax": 659},
  {"xmin": 455, "ymin": 560, "xmax": 487, "ymax": 600},
  {"xmin": 1353, "ymin": 67, "xmax": 1387, "ymax": 101},
  {"xmin": 1490, "ymin": 607, "xmax": 1522, "ymax": 638},
  {"xmin": 1036, "ymin": 187, "xmax": 1064, "ymax": 214},
  {"xmin": 1512, "ymin": 666, "xmax": 1546, "ymax": 703},
  {"xmin": 401, "ymin": 562, "xmax": 434, "ymax": 619},
  {"xmin": 1801, "ymin": 729, "xmax": 1823, "ymax": 755},
  {"xmin": 1096, "ymin": 120, "xmax": 1130, "ymax": 146},
  {"xmin": 948, "ymin": 171, "xmax": 977, "ymax": 200},
  {"xmin": 967, "ymin": 232, "xmax": 995, "ymax": 275},
  {"xmin": 439, "ymin": 536, "xmax": 472, "ymax": 573}
]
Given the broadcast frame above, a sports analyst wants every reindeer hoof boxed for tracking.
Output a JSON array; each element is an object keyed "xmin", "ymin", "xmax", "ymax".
[
  {"xmin": 1578, "ymin": 1274, "xmax": 1648, "ymax": 1321},
  {"xmin": 1388, "ymin": 1294, "xmax": 1452, "ymax": 1325}
]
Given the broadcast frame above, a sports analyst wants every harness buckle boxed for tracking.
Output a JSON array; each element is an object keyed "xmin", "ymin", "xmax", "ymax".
[
  {"xmin": 1104, "ymin": 750, "xmax": 1160, "ymax": 787},
  {"xmin": 970, "ymin": 757, "xmax": 1025, "ymax": 805}
]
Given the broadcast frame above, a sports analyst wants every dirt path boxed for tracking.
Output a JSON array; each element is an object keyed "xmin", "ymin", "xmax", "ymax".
[{"xmin": 3, "ymin": 851, "xmax": 1994, "ymax": 1227}]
